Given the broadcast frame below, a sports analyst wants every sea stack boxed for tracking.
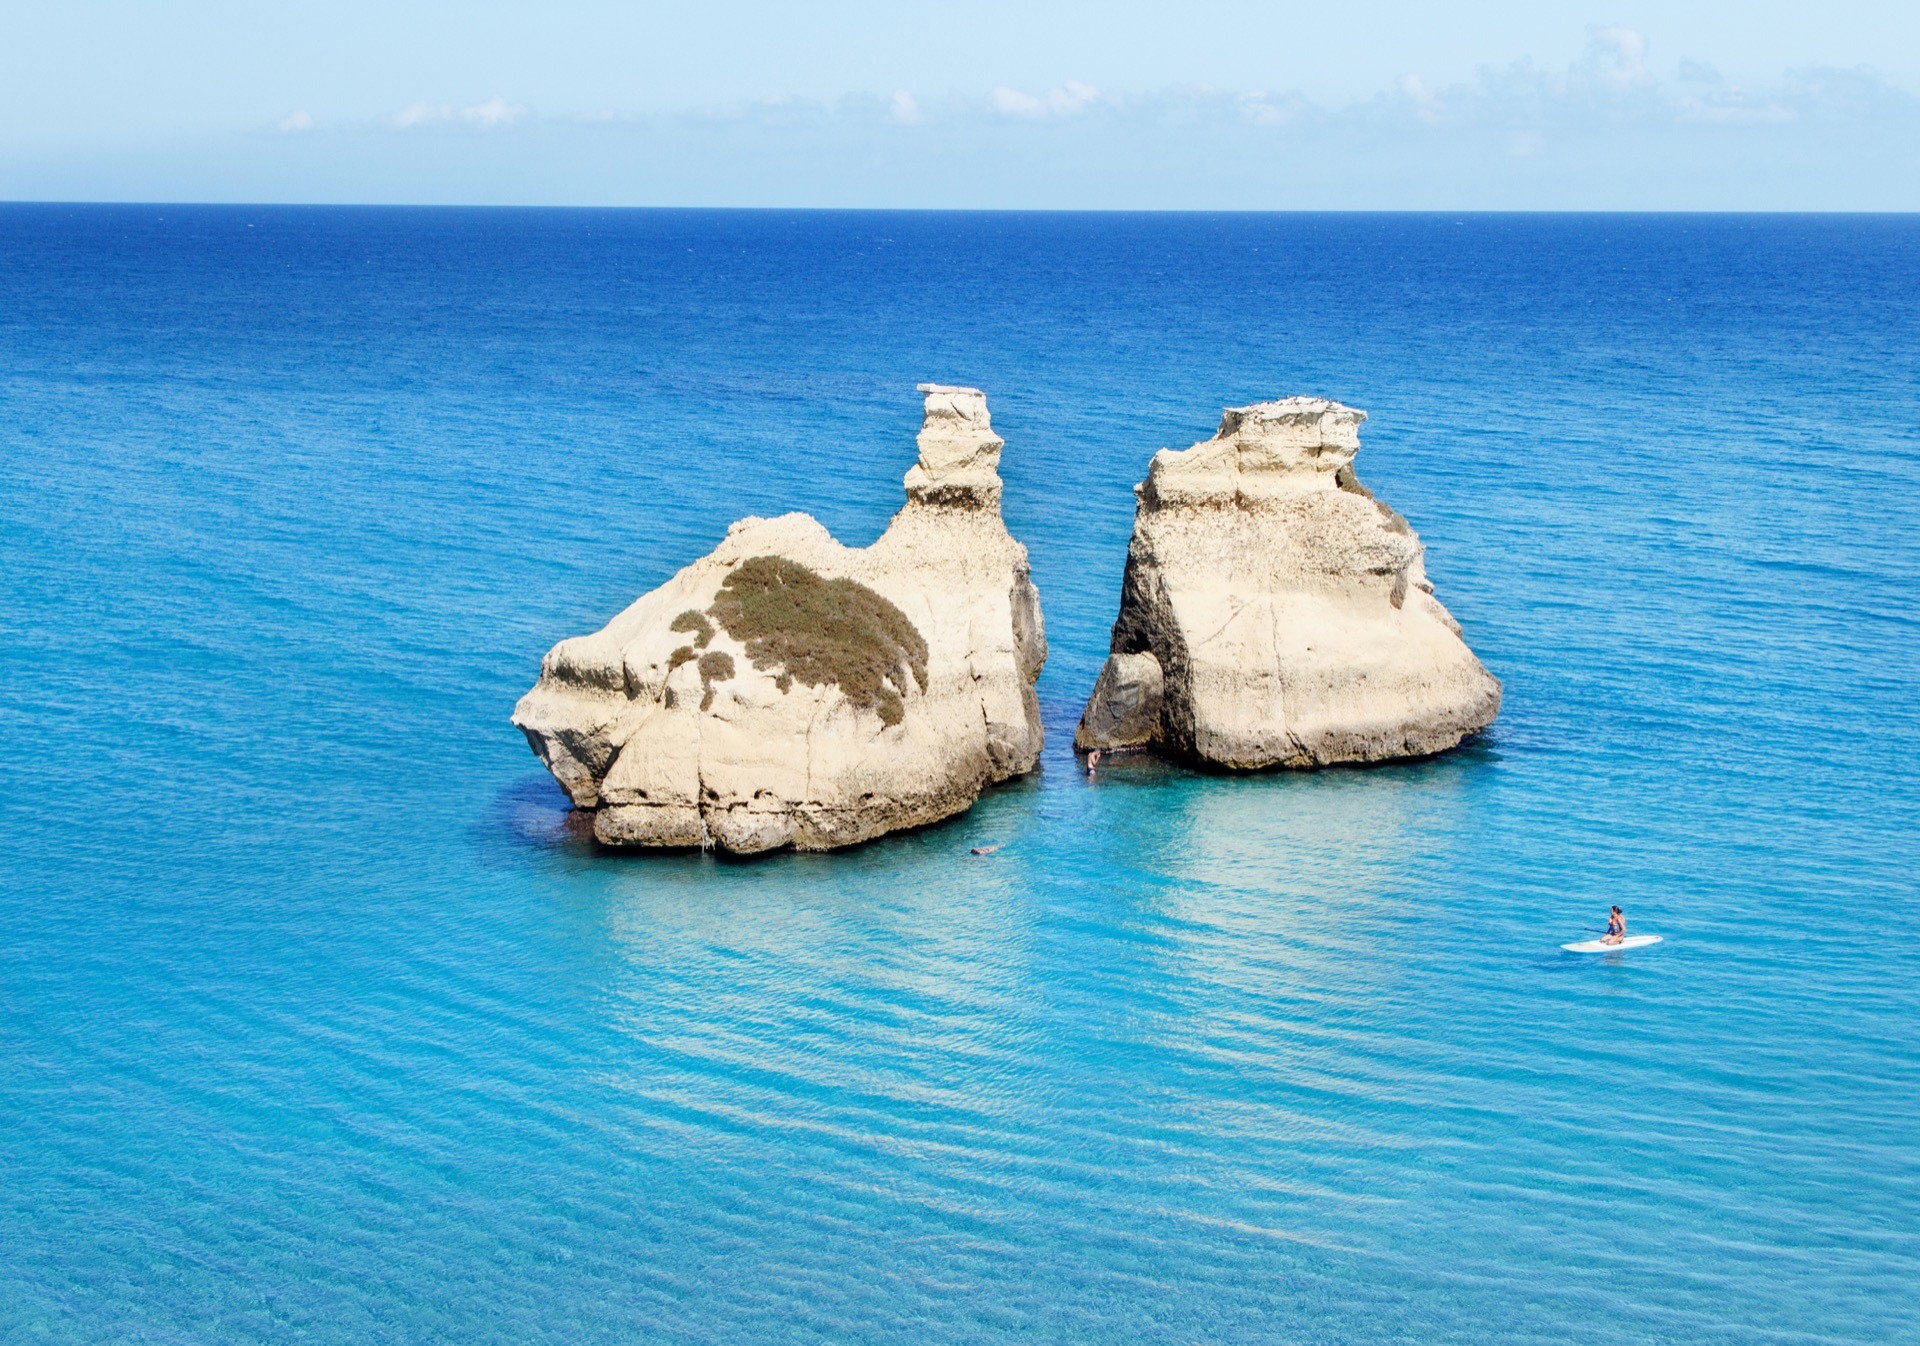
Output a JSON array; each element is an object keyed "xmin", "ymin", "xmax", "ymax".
[
  {"xmin": 1075, "ymin": 397, "xmax": 1499, "ymax": 768},
  {"xmin": 514, "ymin": 385, "xmax": 1046, "ymax": 854}
]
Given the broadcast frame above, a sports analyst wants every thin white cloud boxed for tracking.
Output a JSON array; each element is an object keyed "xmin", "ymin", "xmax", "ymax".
[
  {"xmin": 1237, "ymin": 93, "xmax": 1297, "ymax": 126},
  {"xmin": 363, "ymin": 37, "xmax": 1913, "ymax": 166},
  {"xmin": 1677, "ymin": 98, "xmax": 1795, "ymax": 125},
  {"xmin": 1397, "ymin": 74, "xmax": 1442, "ymax": 124},
  {"xmin": 888, "ymin": 91, "xmax": 922, "ymax": 126},
  {"xmin": 392, "ymin": 101, "xmax": 451, "ymax": 129},
  {"xmin": 277, "ymin": 110, "xmax": 315, "ymax": 133},
  {"xmin": 1585, "ymin": 26, "xmax": 1653, "ymax": 89},
  {"xmin": 991, "ymin": 87, "xmax": 1047, "ymax": 118},
  {"xmin": 461, "ymin": 96, "xmax": 525, "ymax": 128},
  {"xmin": 389, "ymin": 97, "xmax": 526, "ymax": 130},
  {"xmin": 991, "ymin": 82, "xmax": 1101, "ymax": 119},
  {"xmin": 1049, "ymin": 81, "xmax": 1100, "ymax": 115},
  {"xmin": 1352, "ymin": 34, "xmax": 1908, "ymax": 139},
  {"xmin": 718, "ymin": 55, "xmax": 1914, "ymax": 140}
]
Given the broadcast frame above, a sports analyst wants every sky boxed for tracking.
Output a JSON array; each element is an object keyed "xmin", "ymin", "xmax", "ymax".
[{"xmin": 1, "ymin": 1, "xmax": 1916, "ymax": 208}]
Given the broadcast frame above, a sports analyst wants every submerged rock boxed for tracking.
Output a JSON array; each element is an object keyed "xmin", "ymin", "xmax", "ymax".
[
  {"xmin": 1075, "ymin": 397, "xmax": 1499, "ymax": 768},
  {"xmin": 514, "ymin": 385, "xmax": 1047, "ymax": 854}
]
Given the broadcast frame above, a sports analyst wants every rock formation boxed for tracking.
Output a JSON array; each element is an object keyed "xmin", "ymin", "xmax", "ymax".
[
  {"xmin": 1075, "ymin": 397, "xmax": 1499, "ymax": 768},
  {"xmin": 514, "ymin": 385, "xmax": 1046, "ymax": 854}
]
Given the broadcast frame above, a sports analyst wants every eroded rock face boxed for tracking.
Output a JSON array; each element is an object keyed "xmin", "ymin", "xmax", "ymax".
[
  {"xmin": 514, "ymin": 385, "xmax": 1047, "ymax": 854},
  {"xmin": 1074, "ymin": 397, "xmax": 1499, "ymax": 769}
]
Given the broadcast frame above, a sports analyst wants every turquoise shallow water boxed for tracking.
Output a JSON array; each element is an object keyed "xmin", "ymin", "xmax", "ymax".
[{"xmin": 2, "ymin": 207, "xmax": 1917, "ymax": 1343}]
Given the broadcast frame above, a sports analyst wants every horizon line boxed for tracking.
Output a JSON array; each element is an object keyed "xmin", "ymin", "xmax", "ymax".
[{"xmin": 4, "ymin": 200, "xmax": 1918, "ymax": 216}]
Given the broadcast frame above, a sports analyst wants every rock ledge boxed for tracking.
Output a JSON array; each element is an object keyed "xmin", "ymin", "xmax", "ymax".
[
  {"xmin": 515, "ymin": 385, "xmax": 1046, "ymax": 853},
  {"xmin": 1075, "ymin": 397, "xmax": 1499, "ymax": 768}
]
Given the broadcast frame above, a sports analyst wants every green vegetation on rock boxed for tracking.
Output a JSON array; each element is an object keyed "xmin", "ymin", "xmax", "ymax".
[
  {"xmin": 708, "ymin": 555, "xmax": 928, "ymax": 727},
  {"xmin": 671, "ymin": 610, "xmax": 715, "ymax": 648},
  {"xmin": 1334, "ymin": 464, "xmax": 1374, "ymax": 499},
  {"xmin": 1337, "ymin": 464, "xmax": 1412, "ymax": 535},
  {"xmin": 696, "ymin": 651, "xmax": 735, "ymax": 711}
]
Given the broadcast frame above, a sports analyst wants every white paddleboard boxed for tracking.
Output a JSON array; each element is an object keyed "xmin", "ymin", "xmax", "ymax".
[{"xmin": 1562, "ymin": 934, "xmax": 1663, "ymax": 953}]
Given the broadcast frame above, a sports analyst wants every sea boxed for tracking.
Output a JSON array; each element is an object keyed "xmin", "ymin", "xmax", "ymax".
[{"xmin": 1, "ymin": 207, "xmax": 1916, "ymax": 1344}]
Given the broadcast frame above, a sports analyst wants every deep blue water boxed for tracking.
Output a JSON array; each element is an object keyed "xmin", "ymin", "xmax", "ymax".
[{"xmin": 2, "ymin": 206, "xmax": 1917, "ymax": 1344}]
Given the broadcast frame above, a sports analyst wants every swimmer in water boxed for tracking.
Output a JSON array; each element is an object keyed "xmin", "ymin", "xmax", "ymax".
[{"xmin": 1087, "ymin": 749, "xmax": 1102, "ymax": 775}]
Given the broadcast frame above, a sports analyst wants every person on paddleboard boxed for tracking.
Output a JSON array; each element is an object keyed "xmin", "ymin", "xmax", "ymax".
[{"xmin": 1600, "ymin": 905, "xmax": 1626, "ymax": 945}]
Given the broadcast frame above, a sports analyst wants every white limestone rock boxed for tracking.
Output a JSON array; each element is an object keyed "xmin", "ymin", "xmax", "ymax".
[
  {"xmin": 1074, "ymin": 397, "xmax": 1499, "ymax": 768},
  {"xmin": 514, "ymin": 385, "xmax": 1047, "ymax": 854}
]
